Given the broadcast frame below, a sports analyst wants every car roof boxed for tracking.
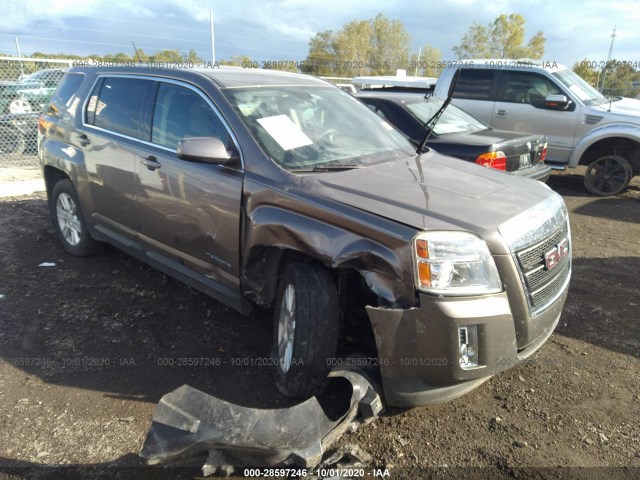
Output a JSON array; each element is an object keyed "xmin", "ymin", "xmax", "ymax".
[{"xmin": 68, "ymin": 65, "xmax": 328, "ymax": 89}]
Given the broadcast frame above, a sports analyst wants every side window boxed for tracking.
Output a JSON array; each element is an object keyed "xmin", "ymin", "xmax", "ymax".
[
  {"xmin": 47, "ymin": 73, "xmax": 83, "ymax": 118},
  {"xmin": 453, "ymin": 69, "xmax": 495, "ymax": 100},
  {"xmin": 151, "ymin": 83, "xmax": 231, "ymax": 151},
  {"xmin": 86, "ymin": 77, "xmax": 154, "ymax": 139},
  {"xmin": 501, "ymin": 72, "xmax": 563, "ymax": 108}
]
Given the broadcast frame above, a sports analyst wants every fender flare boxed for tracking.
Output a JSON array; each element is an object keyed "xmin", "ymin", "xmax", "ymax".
[{"xmin": 568, "ymin": 122, "xmax": 640, "ymax": 168}]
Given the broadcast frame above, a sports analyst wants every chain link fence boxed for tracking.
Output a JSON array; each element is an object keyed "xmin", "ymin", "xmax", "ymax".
[{"xmin": 0, "ymin": 57, "xmax": 73, "ymax": 171}]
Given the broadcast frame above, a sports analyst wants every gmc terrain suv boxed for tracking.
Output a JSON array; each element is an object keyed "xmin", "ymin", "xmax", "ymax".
[{"xmin": 38, "ymin": 66, "xmax": 571, "ymax": 407}]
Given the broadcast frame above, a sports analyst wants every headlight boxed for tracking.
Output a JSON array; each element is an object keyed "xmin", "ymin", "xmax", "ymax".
[{"xmin": 413, "ymin": 231, "xmax": 502, "ymax": 296}]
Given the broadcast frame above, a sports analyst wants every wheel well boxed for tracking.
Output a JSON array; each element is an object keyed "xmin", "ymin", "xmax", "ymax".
[
  {"xmin": 274, "ymin": 250, "xmax": 380, "ymax": 359},
  {"xmin": 43, "ymin": 166, "xmax": 69, "ymax": 200},
  {"xmin": 579, "ymin": 138, "xmax": 640, "ymax": 173}
]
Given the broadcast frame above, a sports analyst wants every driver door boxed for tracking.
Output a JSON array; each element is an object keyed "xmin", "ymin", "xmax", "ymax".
[
  {"xmin": 135, "ymin": 80, "xmax": 244, "ymax": 295},
  {"xmin": 491, "ymin": 71, "xmax": 581, "ymax": 164}
]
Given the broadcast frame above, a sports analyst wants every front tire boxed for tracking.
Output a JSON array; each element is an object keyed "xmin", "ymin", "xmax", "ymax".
[
  {"xmin": 8, "ymin": 97, "xmax": 32, "ymax": 114},
  {"xmin": 584, "ymin": 154, "xmax": 634, "ymax": 196},
  {"xmin": 49, "ymin": 179, "xmax": 102, "ymax": 256},
  {"xmin": 272, "ymin": 263, "xmax": 340, "ymax": 398}
]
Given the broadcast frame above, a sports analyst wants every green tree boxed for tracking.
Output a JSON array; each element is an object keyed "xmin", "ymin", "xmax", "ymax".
[
  {"xmin": 572, "ymin": 59, "xmax": 598, "ymax": 87},
  {"xmin": 301, "ymin": 30, "xmax": 338, "ymax": 76},
  {"xmin": 183, "ymin": 49, "xmax": 204, "ymax": 64},
  {"xmin": 219, "ymin": 55, "xmax": 254, "ymax": 67},
  {"xmin": 149, "ymin": 50, "xmax": 182, "ymax": 63},
  {"xmin": 334, "ymin": 19, "xmax": 371, "ymax": 76},
  {"xmin": 452, "ymin": 22, "xmax": 491, "ymax": 59},
  {"xmin": 302, "ymin": 14, "xmax": 411, "ymax": 77},
  {"xmin": 369, "ymin": 14, "xmax": 410, "ymax": 75},
  {"xmin": 410, "ymin": 44, "xmax": 442, "ymax": 77},
  {"xmin": 453, "ymin": 14, "xmax": 545, "ymax": 59},
  {"xmin": 600, "ymin": 59, "xmax": 640, "ymax": 97}
]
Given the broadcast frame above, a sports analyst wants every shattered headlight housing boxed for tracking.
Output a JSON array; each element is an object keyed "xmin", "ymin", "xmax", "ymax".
[{"xmin": 413, "ymin": 231, "xmax": 502, "ymax": 296}]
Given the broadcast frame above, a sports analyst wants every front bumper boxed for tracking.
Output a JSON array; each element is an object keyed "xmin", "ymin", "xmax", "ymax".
[{"xmin": 365, "ymin": 285, "xmax": 568, "ymax": 407}]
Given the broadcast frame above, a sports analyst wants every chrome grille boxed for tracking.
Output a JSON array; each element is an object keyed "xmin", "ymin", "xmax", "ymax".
[
  {"xmin": 515, "ymin": 222, "xmax": 571, "ymax": 312},
  {"xmin": 531, "ymin": 263, "xmax": 571, "ymax": 307}
]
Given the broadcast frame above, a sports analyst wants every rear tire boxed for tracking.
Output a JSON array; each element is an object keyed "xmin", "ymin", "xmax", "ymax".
[
  {"xmin": 584, "ymin": 154, "xmax": 633, "ymax": 196},
  {"xmin": 49, "ymin": 179, "xmax": 102, "ymax": 256},
  {"xmin": 272, "ymin": 263, "xmax": 340, "ymax": 398}
]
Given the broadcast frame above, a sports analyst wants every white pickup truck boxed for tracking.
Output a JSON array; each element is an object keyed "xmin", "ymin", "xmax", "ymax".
[{"xmin": 433, "ymin": 60, "xmax": 640, "ymax": 195}]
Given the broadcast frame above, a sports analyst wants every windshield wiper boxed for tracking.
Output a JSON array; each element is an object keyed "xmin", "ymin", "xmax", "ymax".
[
  {"xmin": 290, "ymin": 164, "xmax": 364, "ymax": 172},
  {"xmin": 416, "ymin": 68, "xmax": 462, "ymax": 154}
]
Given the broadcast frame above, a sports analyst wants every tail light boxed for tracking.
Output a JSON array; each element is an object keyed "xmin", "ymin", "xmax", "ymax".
[
  {"xmin": 540, "ymin": 143, "xmax": 548, "ymax": 163},
  {"xmin": 475, "ymin": 151, "xmax": 507, "ymax": 171},
  {"xmin": 38, "ymin": 115, "xmax": 48, "ymax": 135}
]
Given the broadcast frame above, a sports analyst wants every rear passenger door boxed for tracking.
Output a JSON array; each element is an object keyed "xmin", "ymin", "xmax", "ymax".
[
  {"xmin": 136, "ymin": 80, "xmax": 244, "ymax": 295},
  {"xmin": 81, "ymin": 76, "xmax": 155, "ymax": 242},
  {"xmin": 450, "ymin": 69, "xmax": 498, "ymax": 125}
]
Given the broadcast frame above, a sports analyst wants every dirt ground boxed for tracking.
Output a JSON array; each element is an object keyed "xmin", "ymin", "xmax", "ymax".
[{"xmin": 0, "ymin": 168, "xmax": 639, "ymax": 480}]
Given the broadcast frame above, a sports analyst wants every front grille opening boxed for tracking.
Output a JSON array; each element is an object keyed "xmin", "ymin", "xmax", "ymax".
[{"xmin": 514, "ymin": 222, "xmax": 570, "ymax": 314}]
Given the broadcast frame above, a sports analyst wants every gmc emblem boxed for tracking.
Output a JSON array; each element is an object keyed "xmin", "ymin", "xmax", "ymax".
[{"xmin": 544, "ymin": 237, "xmax": 570, "ymax": 270}]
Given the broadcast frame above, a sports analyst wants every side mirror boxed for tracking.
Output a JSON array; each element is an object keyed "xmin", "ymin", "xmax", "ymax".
[
  {"xmin": 176, "ymin": 137, "xmax": 233, "ymax": 165},
  {"xmin": 545, "ymin": 94, "xmax": 572, "ymax": 110}
]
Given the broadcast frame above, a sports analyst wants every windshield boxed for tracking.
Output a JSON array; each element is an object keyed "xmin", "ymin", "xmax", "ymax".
[
  {"xmin": 552, "ymin": 69, "xmax": 607, "ymax": 106},
  {"xmin": 405, "ymin": 98, "xmax": 488, "ymax": 135},
  {"xmin": 222, "ymin": 85, "xmax": 414, "ymax": 170}
]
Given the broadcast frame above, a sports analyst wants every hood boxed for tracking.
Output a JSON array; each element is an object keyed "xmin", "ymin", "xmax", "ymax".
[
  {"xmin": 592, "ymin": 97, "xmax": 640, "ymax": 121},
  {"xmin": 308, "ymin": 152, "xmax": 559, "ymax": 255}
]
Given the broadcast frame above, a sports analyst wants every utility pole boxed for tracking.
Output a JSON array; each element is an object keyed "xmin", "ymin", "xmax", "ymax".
[
  {"xmin": 15, "ymin": 37, "xmax": 24, "ymax": 76},
  {"xmin": 210, "ymin": 9, "xmax": 216, "ymax": 64},
  {"xmin": 599, "ymin": 27, "xmax": 616, "ymax": 92}
]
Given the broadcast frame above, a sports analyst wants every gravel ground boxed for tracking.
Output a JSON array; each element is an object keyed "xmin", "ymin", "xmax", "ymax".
[{"xmin": 0, "ymin": 168, "xmax": 639, "ymax": 480}]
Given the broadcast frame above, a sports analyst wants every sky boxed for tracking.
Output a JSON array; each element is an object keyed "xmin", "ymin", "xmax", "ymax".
[{"xmin": 0, "ymin": 0, "xmax": 638, "ymax": 71}]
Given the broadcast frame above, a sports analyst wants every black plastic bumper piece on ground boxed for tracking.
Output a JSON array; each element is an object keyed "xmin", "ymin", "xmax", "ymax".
[{"xmin": 139, "ymin": 369, "xmax": 383, "ymax": 471}]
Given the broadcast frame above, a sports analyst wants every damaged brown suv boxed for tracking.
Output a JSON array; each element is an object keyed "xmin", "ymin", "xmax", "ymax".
[{"xmin": 38, "ymin": 66, "xmax": 571, "ymax": 407}]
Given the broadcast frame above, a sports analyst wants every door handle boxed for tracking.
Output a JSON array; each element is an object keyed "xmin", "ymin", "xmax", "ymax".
[
  {"xmin": 76, "ymin": 133, "xmax": 90, "ymax": 146},
  {"xmin": 141, "ymin": 156, "xmax": 161, "ymax": 171},
  {"xmin": 496, "ymin": 109, "xmax": 509, "ymax": 117}
]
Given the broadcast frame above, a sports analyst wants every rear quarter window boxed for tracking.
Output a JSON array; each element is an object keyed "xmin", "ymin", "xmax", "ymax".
[
  {"xmin": 452, "ymin": 69, "xmax": 495, "ymax": 101},
  {"xmin": 47, "ymin": 73, "xmax": 83, "ymax": 118}
]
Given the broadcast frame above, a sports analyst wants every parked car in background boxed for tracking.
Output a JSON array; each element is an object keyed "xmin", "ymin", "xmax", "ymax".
[
  {"xmin": 0, "ymin": 112, "xmax": 40, "ymax": 157},
  {"xmin": 39, "ymin": 67, "xmax": 571, "ymax": 407},
  {"xmin": 434, "ymin": 60, "xmax": 640, "ymax": 195},
  {"xmin": 356, "ymin": 90, "xmax": 551, "ymax": 182},
  {"xmin": 0, "ymin": 68, "xmax": 66, "ymax": 114}
]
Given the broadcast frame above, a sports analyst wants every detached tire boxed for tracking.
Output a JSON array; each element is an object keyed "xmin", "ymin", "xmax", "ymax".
[
  {"xmin": 272, "ymin": 263, "xmax": 340, "ymax": 398},
  {"xmin": 584, "ymin": 154, "xmax": 634, "ymax": 196},
  {"xmin": 49, "ymin": 179, "xmax": 101, "ymax": 256}
]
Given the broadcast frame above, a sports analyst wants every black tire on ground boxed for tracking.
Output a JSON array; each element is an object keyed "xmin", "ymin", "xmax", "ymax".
[
  {"xmin": 49, "ymin": 179, "xmax": 102, "ymax": 256},
  {"xmin": 584, "ymin": 154, "xmax": 634, "ymax": 196},
  {"xmin": 0, "ymin": 126, "xmax": 26, "ymax": 156},
  {"xmin": 272, "ymin": 263, "xmax": 340, "ymax": 399}
]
